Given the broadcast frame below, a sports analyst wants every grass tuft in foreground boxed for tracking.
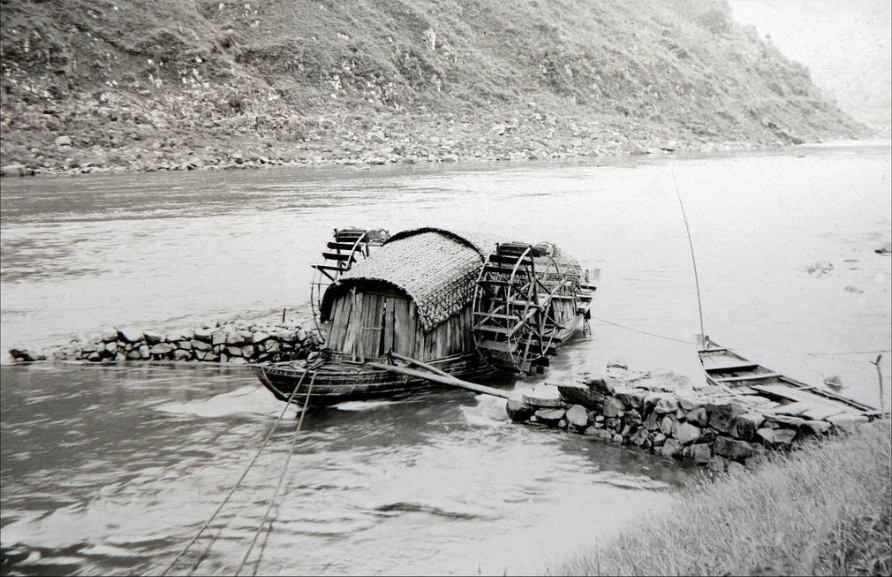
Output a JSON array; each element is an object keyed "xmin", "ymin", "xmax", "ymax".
[{"xmin": 557, "ymin": 420, "xmax": 891, "ymax": 576}]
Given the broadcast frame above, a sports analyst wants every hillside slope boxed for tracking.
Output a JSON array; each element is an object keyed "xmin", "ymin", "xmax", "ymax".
[{"xmin": 0, "ymin": 0, "xmax": 865, "ymax": 174}]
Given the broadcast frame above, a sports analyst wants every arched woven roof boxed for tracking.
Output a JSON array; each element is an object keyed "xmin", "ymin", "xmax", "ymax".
[{"xmin": 321, "ymin": 229, "xmax": 500, "ymax": 332}]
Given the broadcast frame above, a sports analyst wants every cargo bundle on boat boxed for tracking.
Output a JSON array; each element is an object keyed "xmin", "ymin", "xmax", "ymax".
[{"xmin": 257, "ymin": 227, "xmax": 598, "ymax": 404}]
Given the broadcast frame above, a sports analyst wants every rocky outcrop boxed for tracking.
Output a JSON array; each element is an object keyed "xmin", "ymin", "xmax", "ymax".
[
  {"xmin": 509, "ymin": 366, "xmax": 874, "ymax": 473},
  {"xmin": 8, "ymin": 319, "xmax": 323, "ymax": 365}
]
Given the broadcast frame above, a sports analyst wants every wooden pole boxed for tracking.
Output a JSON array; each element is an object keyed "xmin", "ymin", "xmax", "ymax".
[
  {"xmin": 367, "ymin": 361, "xmax": 514, "ymax": 399},
  {"xmin": 871, "ymin": 354, "xmax": 885, "ymax": 415}
]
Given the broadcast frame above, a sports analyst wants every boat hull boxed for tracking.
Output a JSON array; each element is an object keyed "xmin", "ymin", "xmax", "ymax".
[{"xmin": 256, "ymin": 352, "xmax": 499, "ymax": 405}]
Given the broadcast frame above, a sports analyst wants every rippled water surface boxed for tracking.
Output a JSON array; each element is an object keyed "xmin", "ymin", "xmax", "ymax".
[{"xmin": 1, "ymin": 142, "xmax": 890, "ymax": 575}]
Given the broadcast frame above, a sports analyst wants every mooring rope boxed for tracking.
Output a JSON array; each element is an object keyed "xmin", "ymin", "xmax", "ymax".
[
  {"xmin": 591, "ymin": 315, "xmax": 696, "ymax": 345},
  {"xmin": 671, "ymin": 170, "xmax": 706, "ymax": 340},
  {"xmin": 235, "ymin": 371, "xmax": 317, "ymax": 576},
  {"xmin": 161, "ymin": 371, "xmax": 309, "ymax": 577}
]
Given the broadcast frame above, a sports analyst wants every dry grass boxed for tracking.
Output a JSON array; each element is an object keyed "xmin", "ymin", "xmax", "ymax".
[{"xmin": 556, "ymin": 420, "xmax": 892, "ymax": 576}]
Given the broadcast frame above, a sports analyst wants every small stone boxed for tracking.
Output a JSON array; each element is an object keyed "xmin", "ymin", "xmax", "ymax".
[
  {"xmin": 653, "ymin": 433, "xmax": 667, "ymax": 446},
  {"xmin": 55, "ymin": 135, "xmax": 72, "ymax": 147},
  {"xmin": 117, "ymin": 327, "xmax": 143, "ymax": 342},
  {"xmin": 686, "ymin": 407, "xmax": 709, "ymax": 426},
  {"xmin": 585, "ymin": 428, "xmax": 613, "ymax": 441},
  {"xmin": 802, "ymin": 420, "xmax": 832, "ymax": 435},
  {"xmin": 732, "ymin": 413, "xmax": 765, "ymax": 441},
  {"xmin": 558, "ymin": 419, "xmax": 568, "ymax": 429},
  {"xmin": 690, "ymin": 443, "xmax": 711, "ymax": 463},
  {"xmin": 1, "ymin": 164, "xmax": 30, "ymax": 177},
  {"xmin": 191, "ymin": 339, "xmax": 212, "ymax": 351},
  {"xmin": 265, "ymin": 340, "xmax": 280, "ymax": 353},
  {"xmin": 193, "ymin": 328, "xmax": 213, "ymax": 342},
  {"xmin": 678, "ymin": 396, "xmax": 700, "ymax": 411},
  {"xmin": 709, "ymin": 401, "xmax": 748, "ymax": 433},
  {"xmin": 226, "ymin": 331, "xmax": 248, "ymax": 345},
  {"xmin": 714, "ymin": 436, "xmax": 755, "ymax": 461},
  {"xmin": 644, "ymin": 411, "xmax": 661, "ymax": 431},
  {"xmin": 534, "ymin": 408, "xmax": 566, "ymax": 426},
  {"xmin": 612, "ymin": 434, "xmax": 624, "ymax": 443},
  {"xmin": 149, "ymin": 343, "xmax": 174, "ymax": 356},
  {"xmin": 506, "ymin": 399, "xmax": 534, "ymax": 421},
  {"xmin": 81, "ymin": 342, "xmax": 99, "ymax": 354},
  {"xmin": 630, "ymin": 428, "xmax": 649, "ymax": 446},
  {"xmin": 104, "ymin": 341, "xmax": 118, "ymax": 354},
  {"xmin": 707, "ymin": 455, "xmax": 727, "ymax": 473},
  {"xmin": 252, "ymin": 331, "xmax": 269, "ymax": 344},
  {"xmin": 138, "ymin": 345, "xmax": 150, "ymax": 359},
  {"xmin": 126, "ymin": 350, "xmax": 142, "ymax": 360},
  {"xmin": 660, "ymin": 415, "xmax": 676, "ymax": 436},
  {"xmin": 178, "ymin": 340, "xmax": 192, "ymax": 350},
  {"xmin": 654, "ymin": 397, "xmax": 679, "ymax": 414},
  {"xmin": 565, "ymin": 405, "xmax": 590, "ymax": 429},
  {"xmin": 212, "ymin": 331, "xmax": 227, "ymax": 345},
  {"xmin": 676, "ymin": 422, "xmax": 702, "ymax": 445},
  {"xmin": 558, "ymin": 382, "xmax": 604, "ymax": 408},
  {"xmin": 602, "ymin": 397, "xmax": 624, "ymax": 418},
  {"xmin": 756, "ymin": 427, "xmax": 797, "ymax": 449},
  {"xmin": 174, "ymin": 349, "xmax": 192, "ymax": 361},
  {"xmin": 584, "ymin": 376, "xmax": 614, "ymax": 395},
  {"xmin": 144, "ymin": 331, "xmax": 164, "ymax": 345},
  {"xmin": 660, "ymin": 439, "xmax": 683, "ymax": 457}
]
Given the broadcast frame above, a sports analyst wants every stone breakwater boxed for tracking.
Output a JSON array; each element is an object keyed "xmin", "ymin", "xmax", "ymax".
[
  {"xmin": 8, "ymin": 319, "xmax": 323, "ymax": 365},
  {"xmin": 507, "ymin": 368, "xmax": 872, "ymax": 475}
]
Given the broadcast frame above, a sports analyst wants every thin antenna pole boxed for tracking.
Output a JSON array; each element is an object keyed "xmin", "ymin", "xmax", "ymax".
[{"xmin": 671, "ymin": 170, "xmax": 705, "ymax": 339}]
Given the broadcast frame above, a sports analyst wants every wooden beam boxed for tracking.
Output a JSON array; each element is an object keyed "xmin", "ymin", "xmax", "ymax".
[{"xmin": 367, "ymin": 362, "xmax": 513, "ymax": 399}]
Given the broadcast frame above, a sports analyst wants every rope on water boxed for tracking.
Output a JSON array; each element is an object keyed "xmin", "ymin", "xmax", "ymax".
[
  {"xmin": 671, "ymin": 170, "xmax": 706, "ymax": 340},
  {"xmin": 591, "ymin": 316, "xmax": 695, "ymax": 345},
  {"xmin": 160, "ymin": 371, "xmax": 309, "ymax": 577},
  {"xmin": 235, "ymin": 371, "xmax": 317, "ymax": 577}
]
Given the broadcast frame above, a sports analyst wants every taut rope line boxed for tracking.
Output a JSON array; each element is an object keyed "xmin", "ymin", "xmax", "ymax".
[
  {"xmin": 671, "ymin": 170, "xmax": 706, "ymax": 340},
  {"xmin": 161, "ymin": 371, "xmax": 309, "ymax": 576},
  {"xmin": 235, "ymin": 372, "xmax": 318, "ymax": 576}
]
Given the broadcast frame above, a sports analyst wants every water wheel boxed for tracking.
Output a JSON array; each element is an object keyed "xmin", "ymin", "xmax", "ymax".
[
  {"xmin": 310, "ymin": 228, "xmax": 375, "ymax": 328},
  {"xmin": 472, "ymin": 242, "xmax": 577, "ymax": 373}
]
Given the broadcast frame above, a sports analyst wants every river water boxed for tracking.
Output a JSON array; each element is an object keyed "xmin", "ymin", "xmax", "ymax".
[{"xmin": 1, "ymin": 142, "xmax": 890, "ymax": 575}]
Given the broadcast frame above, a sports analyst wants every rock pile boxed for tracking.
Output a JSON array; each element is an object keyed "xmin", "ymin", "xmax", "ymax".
[
  {"xmin": 508, "ymin": 369, "xmax": 872, "ymax": 474},
  {"xmin": 8, "ymin": 320, "xmax": 323, "ymax": 365}
]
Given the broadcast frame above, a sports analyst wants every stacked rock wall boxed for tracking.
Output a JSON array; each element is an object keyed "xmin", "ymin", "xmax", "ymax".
[
  {"xmin": 8, "ymin": 320, "xmax": 323, "ymax": 365},
  {"xmin": 508, "ymin": 373, "xmax": 871, "ymax": 474}
]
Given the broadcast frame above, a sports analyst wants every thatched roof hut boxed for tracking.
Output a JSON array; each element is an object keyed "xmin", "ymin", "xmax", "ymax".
[{"xmin": 320, "ymin": 228, "xmax": 500, "ymax": 362}]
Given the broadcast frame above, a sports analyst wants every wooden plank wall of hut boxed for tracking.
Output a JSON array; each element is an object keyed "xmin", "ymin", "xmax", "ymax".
[{"xmin": 325, "ymin": 287, "xmax": 474, "ymax": 361}]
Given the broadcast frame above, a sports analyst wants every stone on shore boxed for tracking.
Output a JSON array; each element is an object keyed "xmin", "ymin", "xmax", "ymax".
[
  {"xmin": 149, "ymin": 343, "xmax": 174, "ymax": 356},
  {"xmin": 714, "ymin": 436, "xmax": 755, "ymax": 461},
  {"xmin": 602, "ymin": 397, "xmax": 624, "ymax": 418},
  {"xmin": 565, "ymin": 405, "xmax": 590, "ymax": 429},
  {"xmin": 676, "ymin": 422, "xmax": 702, "ymax": 445},
  {"xmin": 534, "ymin": 408, "xmax": 566, "ymax": 426},
  {"xmin": 506, "ymin": 399, "xmax": 534, "ymax": 422},
  {"xmin": 732, "ymin": 413, "xmax": 765, "ymax": 441},
  {"xmin": 756, "ymin": 427, "xmax": 797, "ymax": 450}
]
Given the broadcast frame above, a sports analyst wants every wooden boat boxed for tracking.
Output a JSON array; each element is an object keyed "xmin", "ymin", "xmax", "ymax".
[
  {"xmin": 257, "ymin": 227, "xmax": 598, "ymax": 405},
  {"xmin": 697, "ymin": 336, "xmax": 878, "ymax": 419}
]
